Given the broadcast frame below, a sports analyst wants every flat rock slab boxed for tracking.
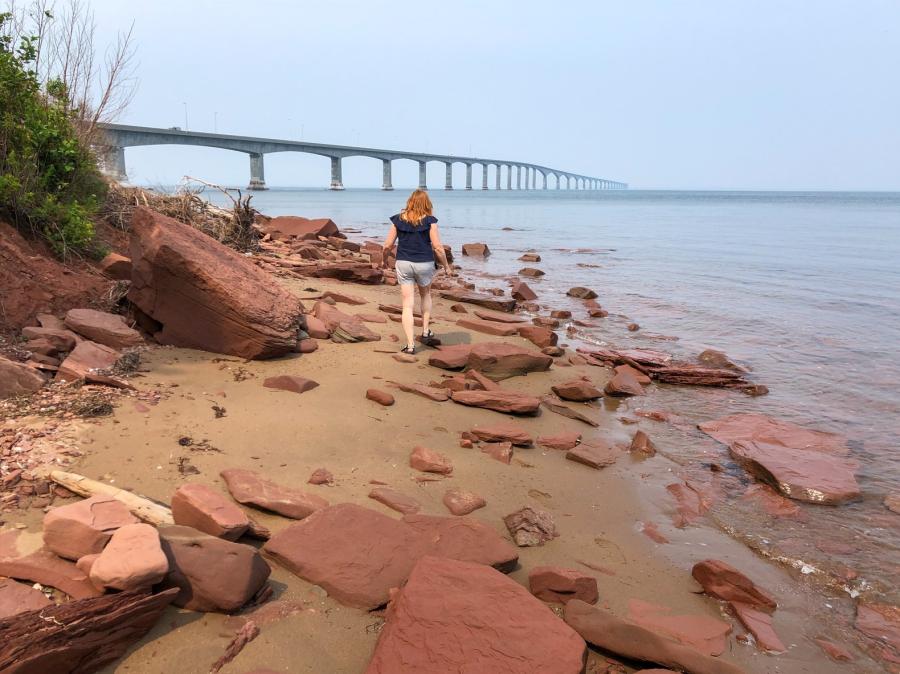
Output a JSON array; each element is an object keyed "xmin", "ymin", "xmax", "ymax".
[
  {"xmin": 159, "ymin": 525, "xmax": 271, "ymax": 612},
  {"xmin": 538, "ymin": 431, "xmax": 582, "ymax": 451},
  {"xmin": 0, "ymin": 355, "xmax": 46, "ymax": 398},
  {"xmin": 428, "ymin": 344, "xmax": 472, "ymax": 370},
  {"xmin": 0, "ymin": 578, "xmax": 51, "ymax": 619},
  {"xmin": 129, "ymin": 207, "xmax": 303, "ymax": 359},
  {"xmin": 855, "ymin": 602, "xmax": 900, "ymax": 656},
  {"xmin": 466, "ymin": 342, "xmax": 553, "ymax": 380},
  {"xmin": 470, "ymin": 423, "xmax": 533, "ymax": 446},
  {"xmin": 518, "ymin": 325, "xmax": 558, "ymax": 349},
  {"xmin": 64, "ymin": 308, "xmax": 142, "ymax": 350},
  {"xmin": 529, "ymin": 566, "xmax": 599, "ymax": 605},
  {"xmin": 699, "ymin": 412, "xmax": 849, "ymax": 454},
  {"xmin": 221, "ymin": 468, "xmax": 329, "ymax": 519},
  {"xmin": 456, "ymin": 317, "xmax": 519, "ymax": 336},
  {"xmin": 730, "ymin": 601, "xmax": 785, "ymax": 653},
  {"xmin": 564, "ymin": 600, "xmax": 746, "ymax": 674},
  {"xmin": 0, "ymin": 588, "xmax": 178, "ymax": 674},
  {"xmin": 730, "ymin": 440, "xmax": 860, "ymax": 504},
  {"xmin": 262, "ymin": 375, "xmax": 319, "ymax": 395},
  {"xmin": 439, "ymin": 289, "xmax": 516, "ymax": 313},
  {"xmin": 392, "ymin": 381, "xmax": 450, "ymax": 402},
  {"xmin": 691, "ymin": 559, "xmax": 777, "ymax": 613},
  {"xmin": 540, "ymin": 396, "xmax": 599, "ymax": 426},
  {"xmin": 473, "ymin": 309, "xmax": 527, "ymax": 324},
  {"xmin": 0, "ymin": 548, "xmax": 102, "ymax": 599},
  {"xmin": 43, "ymin": 495, "xmax": 139, "ymax": 561},
  {"xmin": 369, "ymin": 487, "xmax": 422, "ymax": 515},
  {"xmin": 263, "ymin": 503, "xmax": 518, "ymax": 610},
  {"xmin": 56, "ymin": 341, "xmax": 121, "ymax": 385},
  {"xmin": 172, "ymin": 483, "xmax": 250, "ymax": 540},
  {"xmin": 366, "ymin": 555, "xmax": 586, "ymax": 674},
  {"xmin": 451, "ymin": 389, "xmax": 541, "ymax": 415},
  {"xmin": 627, "ymin": 598, "xmax": 732, "ymax": 657},
  {"xmin": 566, "ymin": 442, "xmax": 620, "ymax": 470}
]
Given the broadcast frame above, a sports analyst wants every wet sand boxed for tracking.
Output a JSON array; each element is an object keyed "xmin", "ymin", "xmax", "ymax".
[{"xmin": 23, "ymin": 273, "xmax": 869, "ymax": 672}]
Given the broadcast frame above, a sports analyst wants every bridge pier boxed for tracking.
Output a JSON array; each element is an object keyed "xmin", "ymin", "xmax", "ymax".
[
  {"xmin": 418, "ymin": 161, "xmax": 427, "ymax": 190},
  {"xmin": 329, "ymin": 156, "xmax": 344, "ymax": 190},
  {"xmin": 248, "ymin": 153, "xmax": 267, "ymax": 190},
  {"xmin": 481, "ymin": 164, "xmax": 488, "ymax": 190},
  {"xmin": 516, "ymin": 166, "xmax": 521, "ymax": 190},
  {"xmin": 444, "ymin": 162, "xmax": 453, "ymax": 190},
  {"xmin": 542, "ymin": 171, "xmax": 547, "ymax": 189},
  {"xmin": 494, "ymin": 164, "xmax": 500, "ymax": 190},
  {"xmin": 100, "ymin": 145, "xmax": 128, "ymax": 183},
  {"xmin": 506, "ymin": 165, "xmax": 512, "ymax": 190},
  {"xmin": 465, "ymin": 164, "xmax": 472, "ymax": 190},
  {"xmin": 382, "ymin": 159, "xmax": 393, "ymax": 191}
]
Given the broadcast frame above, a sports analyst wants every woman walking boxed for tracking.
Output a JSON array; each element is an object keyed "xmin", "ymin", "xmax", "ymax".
[{"xmin": 382, "ymin": 189, "xmax": 453, "ymax": 354}]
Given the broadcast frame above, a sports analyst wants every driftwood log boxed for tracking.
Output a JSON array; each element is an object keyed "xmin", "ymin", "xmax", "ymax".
[
  {"xmin": 48, "ymin": 470, "xmax": 174, "ymax": 526},
  {"xmin": 0, "ymin": 588, "xmax": 178, "ymax": 674}
]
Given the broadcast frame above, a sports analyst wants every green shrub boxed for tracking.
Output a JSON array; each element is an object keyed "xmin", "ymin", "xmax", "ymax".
[{"xmin": 0, "ymin": 12, "xmax": 106, "ymax": 258}]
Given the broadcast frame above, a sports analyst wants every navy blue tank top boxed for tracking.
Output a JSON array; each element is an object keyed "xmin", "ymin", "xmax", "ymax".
[{"xmin": 390, "ymin": 214, "xmax": 437, "ymax": 262}]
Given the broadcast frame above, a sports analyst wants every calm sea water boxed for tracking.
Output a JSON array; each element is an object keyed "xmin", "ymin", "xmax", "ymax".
[{"xmin": 205, "ymin": 187, "xmax": 900, "ymax": 599}]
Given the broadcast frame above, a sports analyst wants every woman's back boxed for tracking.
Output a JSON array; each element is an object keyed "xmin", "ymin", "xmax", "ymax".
[{"xmin": 390, "ymin": 214, "xmax": 438, "ymax": 262}]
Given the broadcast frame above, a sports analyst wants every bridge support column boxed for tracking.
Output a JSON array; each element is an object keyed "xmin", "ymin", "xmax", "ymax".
[
  {"xmin": 506, "ymin": 165, "xmax": 511, "ymax": 190},
  {"xmin": 495, "ymin": 164, "xmax": 500, "ymax": 190},
  {"xmin": 482, "ymin": 164, "xmax": 488, "ymax": 190},
  {"xmin": 381, "ymin": 159, "xmax": 393, "ymax": 190},
  {"xmin": 100, "ymin": 145, "xmax": 128, "ymax": 183},
  {"xmin": 516, "ymin": 166, "xmax": 521, "ymax": 190},
  {"xmin": 542, "ymin": 172, "xmax": 547, "ymax": 189},
  {"xmin": 465, "ymin": 163, "xmax": 472, "ymax": 190},
  {"xmin": 444, "ymin": 162, "xmax": 453, "ymax": 190},
  {"xmin": 329, "ymin": 156, "xmax": 344, "ymax": 190},
  {"xmin": 418, "ymin": 161, "xmax": 427, "ymax": 190},
  {"xmin": 248, "ymin": 153, "xmax": 267, "ymax": 190}
]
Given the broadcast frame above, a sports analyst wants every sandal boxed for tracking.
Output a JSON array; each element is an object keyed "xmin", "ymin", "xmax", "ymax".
[
  {"xmin": 422, "ymin": 330, "xmax": 435, "ymax": 340},
  {"xmin": 400, "ymin": 345, "xmax": 416, "ymax": 355}
]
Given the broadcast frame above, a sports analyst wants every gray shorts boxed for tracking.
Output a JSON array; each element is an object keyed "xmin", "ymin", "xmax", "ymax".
[{"xmin": 395, "ymin": 260, "xmax": 436, "ymax": 287}]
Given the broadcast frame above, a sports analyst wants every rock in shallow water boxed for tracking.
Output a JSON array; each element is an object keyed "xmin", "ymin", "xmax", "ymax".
[
  {"xmin": 366, "ymin": 556, "xmax": 586, "ymax": 674},
  {"xmin": 691, "ymin": 559, "xmax": 777, "ymax": 613}
]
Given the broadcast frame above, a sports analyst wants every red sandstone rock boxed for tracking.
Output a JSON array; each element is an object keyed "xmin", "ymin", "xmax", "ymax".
[
  {"xmin": 698, "ymin": 412, "xmax": 848, "ymax": 454},
  {"xmin": 303, "ymin": 315, "xmax": 330, "ymax": 339},
  {"xmin": 470, "ymin": 423, "xmax": 532, "ymax": 446},
  {"xmin": 615, "ymin": 363, "xmax": 652, "ymax": 384},
  {"xmin": 262, "ymin": 216, "xmax": 339, "ymax": 240},
  {"xmin": 367, "ymin": 555, "xmax": 586, "ymax": 674},
  {"xmin": 392, "ymin": 353, "xmax": 417, "ymax": 363},
  {"xmin": 481, "ymin": 441, "xmax": 514, "ymax": 464},
  {"xmin": 630, "ymin": 430, "xmax": 657, "ymax": 456},
  {"xmin": 99, "ymin": 252, "xmax": 132, "ymax": 280},
  {"xmin": 627, "ymin": 598, "xmax": 732, "ymax": 657},
  {"xmin": 729, "ymin": 440, "xmax": 860, "ymax": 505},
  {"xmin": 0, "ymin": 355, "xmax": 46, "ymax": 398},
  {"xmin": 855, "ymin": 602, "xmax": 900, "ymax": 655},
  {"xmin": 55, "ymin": 340, "xmax": 120, "ymax": 384},
  {"xmin": 450, "ymin": 303, "xmax": 467, "ymax": 313},
  {"xmin": 439, "ymin": 289, "xmax": 516, "ymax": 313},
  {"xmin": 565, "ymin": 600, "xmax": 746, "ymax": 674},
  {"xmin": 566, "ymin": 441, "xmax": 620, "ymax": 469},
  {"xmin": 401, "ymin": 514, "xmax": 517, "ymax": 571},
  {"xmin": 89, "ymin": 523, "xmax": 169, "ymax": 591},
  {"xmin": 519, "ymin": 267, "xmax": 545, "ymax": 277},
  {"xmin": 461, "ymin": 242, "xmax": 491, "ymax": 257},
  {"xmin": 0, "ymin": 578, "xmax": 51, "ymax": 619},
  {"xmin": 172, "ymin": 483, "xmax": 250, "ymax": 540},
  {"xmin": 297, "ymin": 337, "xmax": 318, "ymax": 353},
  {"xmin": 356, "ymin": 312, "xmax": 387, "ymax": 323},
  {"xmin": 220, "ymin": 468, "xmax": 329, "ymax": 519},
  {"xmin": 21, "ymin": 326, "xmax": 78, "ymax": 351},
  {"xmin": 366, "ymin": 388, "xmax": 395, "ymax": 406},
  {"xmin": 129, "ymin": 207, "xmax": 303, "ymax": 359},
  {"xmin": 43, "ymin": 495, "xmax": 139, "ymax": 560},
  {"xmin": 538, "ymin": 431, "xmax": 582, "ymax": 451},
  {"xmin": 457, "ymin": 317, "xmax": 519, "ymax": 336},
  {"xmin": 519, "ymin": 252, "xmax": 542, "ymax": 262},
  {"xmin": 529, "ymin": 566, "xmax": 599, "ymax": 605},
  {"xmin": 464, "ymin": 369, "xmax": 501, "ymax": 391},
  {"xmin": 667, "ymin": 482, "xmax": 711, "ymax": 528},
  {"xmin": 730, "ymin": 601, "xmax": 785, "ymax": 652},
  {"xmin": 321, "ymin": 290, "xmax": 366, "ymax": 305},
  {"xmin": 552, "ymin": 378, "xmax": 602, "ymax": 401},
  {"xmin": 64, "ymin": 308, "xmax": 142, "ymax": 349},
  {"xmin": 814, "ymin": 638, "xmax": 853, "ymax": 662},
  {"xmin": 533, "ymin": 316, "xmax": 561, "ymax": 328},
  {"xmin": 443, "ymin": 488, "xmax": 486, "ymax": 516},
  {"xmin": 504, "ymin": 506, "xmax": 559, "ymax": 547},
  {"xmin": 885, "ymin": 493, "xmax": 900, "ymax": 514},
  {"xmin": 742, "ymin": 484, "xmax": 800, "ymax": 517},
  {"xmin": 541, "ymin": 396, "xmax": 599, "ymax": 426},
  {"xmin": 393, "ymin": 381, "xmax": 451, "ymax": 402},
  {"xmin": 511, "ymin": 280, "xmax": 537, "ymax": 301},
  {"xmin": 459, "ymin": 438, "xmax": 474, "ymax": 448},
  {"xmin": 604, "ymin": 370, "xmax": 645, "ymax": 396},
  {"xmin": 641, "ymin": 521, "xmax": 670, "ymax": 544},
  {"xmin": 410, "ymin": 446, "xmax": 453, "ymax": 474},
  {"xmin": 473, "ymin": 309, "xmax": 526, "ymax": 324},
  {"xmin": 159, "ymin": 525, "xmax": 271, "ymax": 612},
  {"xmin": 0, "ymin": 535, "xmax": 100, "ymax": 600},
  {"xmin": 451, "ymin": 389, "xmax": 541, "ymax": 414},
  {"xmin": 692, "ymin": 559, "xmax": 777, "ymax": 613},
  {"xmin": 369, "ymin": 487, "xmax": 422, "ymax": 514},
  {"xmin": 567, "ymin": 287, "xmax": 598, "ymax": 300},
  {"xmin": 262, "ymin": 375, "xmax": 319, "ymax": 395},
  {"xmin": 331, "ymin": 317, "xmax": 381, "ymax": 342},
  {"xmin": 466, "ymin": 342, "xmax": 553, "ymax": 380},
  {"xmin": 307, "ymin": 468, "xmax": 334, "ymax": 485},
  {"xmin": 543, "ymin": 345, "xmax": 565, "ymax": 357},
  {"xmin": 518, "ymin": 325, "xmax": 558, "ymax": 348},
  {"xmin": 698, "ymin": 349, "xmax": 747, "ymax": 372},
  {"xmin": 428, "ymin": 344, "xmax": 473, "ymax": 369},
  {"xmin": 551, "ymin": 309, "xmax": 571, "ymax": 318}
]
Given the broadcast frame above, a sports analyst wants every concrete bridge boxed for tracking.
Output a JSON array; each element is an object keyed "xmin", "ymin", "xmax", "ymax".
[{"xmin": 96, "ymin": 123, "xmax": 628, "ymax": 192}]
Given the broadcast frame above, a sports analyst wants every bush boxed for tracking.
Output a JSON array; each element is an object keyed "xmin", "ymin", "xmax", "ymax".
[{"xmin": 0, "ymin": 11, "xmax": 106, "ymax": 257}]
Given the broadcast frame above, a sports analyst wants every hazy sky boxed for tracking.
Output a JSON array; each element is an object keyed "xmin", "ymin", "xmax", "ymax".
[{"xmin": 87, "ymin": 0, "xmax": 899, "ymax": 190}]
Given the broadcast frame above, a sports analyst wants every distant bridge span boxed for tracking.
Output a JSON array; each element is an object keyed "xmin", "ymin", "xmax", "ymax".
[{"xmin": 97, "ymin": 123, "xmax": 628, "ymax": 192}]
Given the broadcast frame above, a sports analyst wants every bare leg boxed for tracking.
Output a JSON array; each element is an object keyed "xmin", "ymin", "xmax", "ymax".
[
  {"xmin": 419, "ymin": 284, "xmax": 432, "ymax": 336},
  {"xmin": 400, "ymin": 284, "xmax": 416, "ymax": 348}
]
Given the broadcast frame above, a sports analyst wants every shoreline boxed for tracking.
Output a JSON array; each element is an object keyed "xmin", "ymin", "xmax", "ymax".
[{"xmin": 1, "ymin": 199, "xmax": 895, "ymax": 672}]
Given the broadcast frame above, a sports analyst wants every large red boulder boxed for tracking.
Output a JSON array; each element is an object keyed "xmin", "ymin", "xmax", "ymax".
[
  {"xmin": 128, "ymin": 206, "xmax": 303, "ymax": 359},
  {"xmin": 0, "ymin": 356, "xmax": 45, "ymax": 398},
  {"xmin": 517, "ymin": 325, "xmax": 557, "ymax": 348},
  {"xmin": 171, "ymin": 483, "xmax": 250, "ymax": 540},
  {"xmin": 64, "ymin": 308, "xmax": 142, "ymax": 349},
  {"xmin": 159, "ymin": 525, "xmax": 270, "ymax": 612},
  {"xmin": 428, "ymin": 344, "xmax": 472, "ymax": 369},
  {"xmin": 552, "ymin": 378, "xmax": 602, "ymax": 401},
  {"xmin": 604, "ymin": 369, "xmax": 645, "ymax": 396},
  {"xmin": 261, "ymin": 216, "xmax": 339, "ymax": 241},
  {"xmin": 367, "ymin": 556, "xmax": 586, "ymax": 673},
  {"xmin": 55, "ymin": 341, "xmax": 120, "ymax": 385},
  {"xmin": 466, "ymin": 342, "xmax": 553, "ymax": 380},
  {"xmin": 698, "ymin": 412, "xmax": 848, "ymax": 454},
  {"xmin": 99, "ymin": 252, "xmax": 132, "ymax": 280},
  {"xmin": 88, "ymin": 523, "xmax": 169, "ymax": 592},
  {"xmin": 461, "ymin": 243, "xmax": 491, "ymax": 257},
  {"xmin": 43, "ymin": 495, "xmax": 139, "ymax": 561},
  {"xmin": 263, "ymin": 504, "xmax": 517, "ymax": 610},
  {"xmin": 220, "ymin": 468, "xmax": 328, "ymax": 519}
]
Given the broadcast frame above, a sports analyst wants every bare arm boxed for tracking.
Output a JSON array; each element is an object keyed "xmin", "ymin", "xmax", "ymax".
[
  {"xmin": 383, "ymin": 224, "xmax": 398, "ymax": 251},
  {"xmin": 429, "ymin": 224, "xmax": 452, "ymax": 273}
]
